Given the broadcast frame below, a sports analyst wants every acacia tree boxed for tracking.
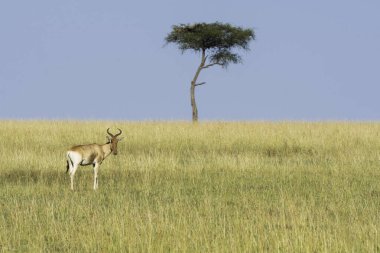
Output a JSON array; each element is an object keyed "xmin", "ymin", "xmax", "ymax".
[{"xmin": 165, "ymin": 22, "xmax": 255, "ymax": 122}]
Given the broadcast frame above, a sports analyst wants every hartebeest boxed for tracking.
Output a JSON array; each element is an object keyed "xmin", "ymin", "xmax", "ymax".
[{"xmin": 66, "ymin": 128, "xmax": 123, "ymax": 190}]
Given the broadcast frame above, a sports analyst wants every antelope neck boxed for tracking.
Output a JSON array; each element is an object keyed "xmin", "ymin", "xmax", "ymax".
[{"xmin": 102, "ymin": 142, "xmax": 113, "ymax": 157}]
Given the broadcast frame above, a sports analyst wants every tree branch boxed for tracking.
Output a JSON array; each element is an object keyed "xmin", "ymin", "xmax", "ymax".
[
  {"xmin": 202, "ymin": 62, "xmax": 223, "ymax": 69},
  {"xmin": 195, "ymin": 82, "xmax": 206, "ymax": 86}
]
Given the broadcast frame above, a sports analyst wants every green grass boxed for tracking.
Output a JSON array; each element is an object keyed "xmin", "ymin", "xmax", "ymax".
[{"xmin": 0, "ymin": 121, "xmax": 380, "ymax": 252}]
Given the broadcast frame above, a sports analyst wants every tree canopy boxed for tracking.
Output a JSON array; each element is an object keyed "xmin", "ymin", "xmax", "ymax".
[{"xmin": 165, "ymin": 22, "xmax": 255, "ymax": 68}]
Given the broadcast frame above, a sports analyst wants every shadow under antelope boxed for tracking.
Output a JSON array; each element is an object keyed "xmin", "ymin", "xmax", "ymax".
[{"xmin": 66, "ymin": 128, "xmax": 123, "ymax": 190}]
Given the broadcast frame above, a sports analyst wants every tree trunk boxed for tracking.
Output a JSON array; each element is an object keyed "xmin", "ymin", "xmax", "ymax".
[
  {"xmin": 190, "ymin": 49, "xmax": 206, "ymax": 122},
  {"xmin": 190, "ymin": 83, "xmax": 198, "ymax": 122}
]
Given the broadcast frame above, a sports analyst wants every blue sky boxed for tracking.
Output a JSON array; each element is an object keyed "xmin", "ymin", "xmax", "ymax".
[{"xmin": 1, "ymin": 1, "xmax": 379, "ymax": 120}]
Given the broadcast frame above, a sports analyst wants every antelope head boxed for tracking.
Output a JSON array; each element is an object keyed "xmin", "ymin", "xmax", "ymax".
[{"xmin": 106, "ymin": 128, "xmax": 123, "ymax": 155}]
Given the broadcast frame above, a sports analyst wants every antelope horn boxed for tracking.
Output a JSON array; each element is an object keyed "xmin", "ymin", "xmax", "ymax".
[
  {"xmin": 107, "ymin": 128, "xmax": 114, "ymax": 137},
  {"xmin": 107, "ymin": 128, "xmax": 122, "ymax": 137},
  {"xmin": 114, "ymin": 128, "xmax": 122, "ymax": 137}
]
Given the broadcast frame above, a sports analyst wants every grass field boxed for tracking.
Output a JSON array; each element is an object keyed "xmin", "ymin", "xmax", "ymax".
[{"xmin": 0, "ymin": 121, "xmax": 379, "ymax": 252}]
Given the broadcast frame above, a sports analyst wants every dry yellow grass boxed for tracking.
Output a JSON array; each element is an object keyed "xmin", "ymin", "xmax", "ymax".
[{"xmin": 0, "ymin": 121, "xmax": 379, "ymax": 252}]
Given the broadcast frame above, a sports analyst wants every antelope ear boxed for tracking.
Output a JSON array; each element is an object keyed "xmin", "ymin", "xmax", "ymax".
[
  {"xmin": 106, "ymin": 136, "xmax": 111, "ymax": 142},
  {"xmin": 117, "ymin": 137, "xmax": 124, "ymax": 141}
]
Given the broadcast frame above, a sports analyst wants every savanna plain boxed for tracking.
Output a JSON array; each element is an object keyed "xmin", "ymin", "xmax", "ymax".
[{"xmin": 0, "ymin": 121, "xmax": 379, "ymax": 252}]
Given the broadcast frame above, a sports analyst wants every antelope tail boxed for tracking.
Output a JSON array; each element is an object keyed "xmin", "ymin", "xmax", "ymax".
[{"xmin": 66, "ymin": 153, "xmax": 74, "ymax": 173}]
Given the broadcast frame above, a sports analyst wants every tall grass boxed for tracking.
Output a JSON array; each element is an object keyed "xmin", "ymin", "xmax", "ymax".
[{"xmin": 0, "ymin": 121, "xmax": 379, "ymax": 252}]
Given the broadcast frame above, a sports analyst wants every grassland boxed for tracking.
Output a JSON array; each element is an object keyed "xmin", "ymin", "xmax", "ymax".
[{"xmin": 0, "ymin": 121, "xmax": 379, "ymax": 252}]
